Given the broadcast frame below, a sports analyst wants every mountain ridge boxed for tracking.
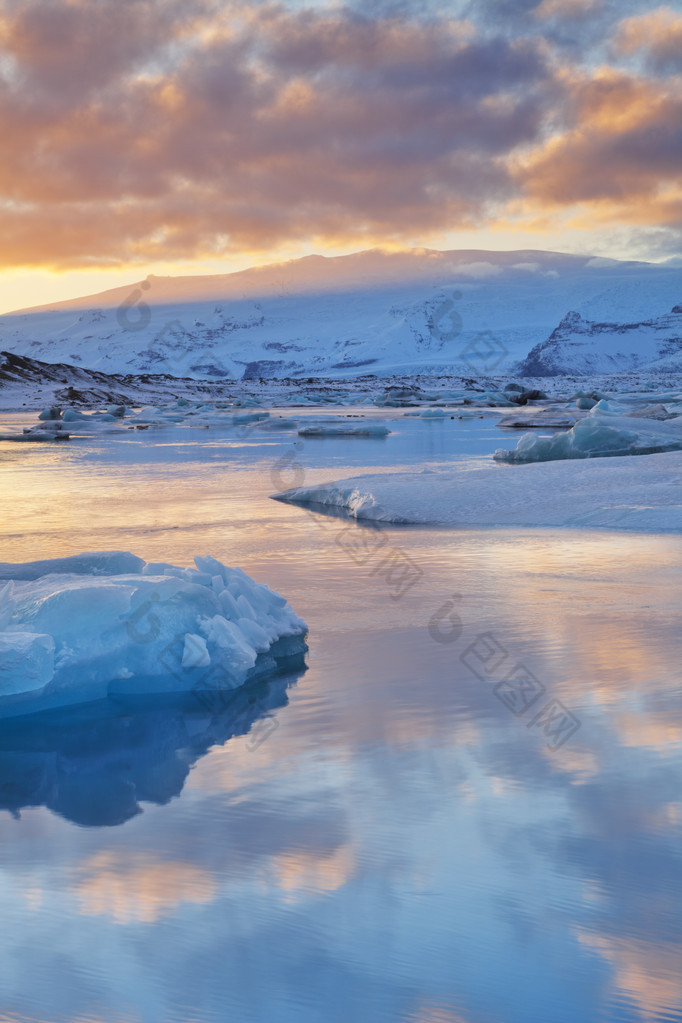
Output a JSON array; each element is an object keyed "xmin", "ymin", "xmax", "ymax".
[{"xmin": 1, "ymin": 247, "xmax": 679, "ymax": 380}]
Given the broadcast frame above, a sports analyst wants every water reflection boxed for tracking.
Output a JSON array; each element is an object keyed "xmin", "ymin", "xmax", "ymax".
[
  {"xmin": 2, "ymin": 414, "xmax": 682, "ymax": 1023},
  {"xmin": 0, "ymin": 670, "xmax": 303, "ymax": 827}
]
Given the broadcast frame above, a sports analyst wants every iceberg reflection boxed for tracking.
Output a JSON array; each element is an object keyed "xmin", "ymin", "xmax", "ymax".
[{"xmin": 0, "ymin": 669, "xmax": 302, "ymax": 827}]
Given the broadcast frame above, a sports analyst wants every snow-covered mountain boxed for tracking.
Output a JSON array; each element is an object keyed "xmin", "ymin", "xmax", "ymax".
[
  {"xmin": 1, "ymin": 248, "xmax": 679, "ymax": 380},
  {"xmin": 520, "ymin": 305, "xmax": 682, "ymax": 376},
  {"xmin": 517, "ymin": 306, "xmax": 682, "ymax": 380}
]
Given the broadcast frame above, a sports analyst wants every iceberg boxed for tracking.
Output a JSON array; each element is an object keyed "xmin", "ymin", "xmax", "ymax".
[
  {"xmin": 494, "ymin": 407, "xmax": 682, "ymax": 464},
  {"xmin": 0, "ymin": 552, "xmax": 307, "ymax": 715}
]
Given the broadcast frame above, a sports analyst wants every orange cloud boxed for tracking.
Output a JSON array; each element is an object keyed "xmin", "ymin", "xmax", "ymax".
[
  {"xmin": 514, "ymin": 69, "xmax": 682, "ymax": 225},
  {"xmin": 0, "ymin": 0, "xmax": 678, "ymax": 270},
  {"xmin": 613, "ymin": 5, "xmax": 682, "ymax": 71},
  {"xmin": 0, "ymin": 0, "xmax": 550, "ymax": 268}
]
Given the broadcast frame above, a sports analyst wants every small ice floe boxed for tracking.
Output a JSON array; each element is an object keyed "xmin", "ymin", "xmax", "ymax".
[
  {"xmin": 297, "ymin": 419, "xmax": 390, "ymax": 437},
  {"xmin": 254, "ymin": 417, "xmax": 299, "ymax": 431},
  {"xmin": 496, "ymin": 409, "xmax": 587, "ymax": 429},
  {"xmin": 0, "ymin": 552, "xmax": 307, "ymax": 714},
  {"xmin": 0, "ymin": 429, "xmax": 70, "ymax": 442},
  {"xmin": 406, "ymin": 407, "xmax": 450, "ymax": 419},
  {"xmin": 27, "ymin": 407, "xmax": 128, "ymax": 437}
]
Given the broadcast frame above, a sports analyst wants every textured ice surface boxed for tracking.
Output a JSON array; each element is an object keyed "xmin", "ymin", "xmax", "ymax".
[
  {"xmin": 0, "ymin": 552, "xmax": 307, "ymax": 712},
  {"xmin": 274, "ymin": 454, "xmax": 682, "ymax": 532}
]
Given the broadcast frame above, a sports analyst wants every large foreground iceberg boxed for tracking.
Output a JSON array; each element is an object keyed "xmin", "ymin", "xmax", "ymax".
[{"xmin": 0, "ymin": 552, "xmax": 307, "ymax": 714}]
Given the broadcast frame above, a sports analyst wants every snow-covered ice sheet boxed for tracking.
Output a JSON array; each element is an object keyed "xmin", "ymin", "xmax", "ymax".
[
  {"xmin": 0, "ymin": 552, "xmax": 307, "ymax": 713},
  {"xmin": 273, "ymin": 453, "xmax": 682, "ymax": 532},
  {"xmin": 494, "ymin": 407, "xmax": 682, "ymax": 463}
]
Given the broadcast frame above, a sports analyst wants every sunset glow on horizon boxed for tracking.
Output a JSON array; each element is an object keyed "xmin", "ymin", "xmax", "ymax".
[{"xmin": 0, "ymin": 0, "xmax": 680, "ymax": 313}]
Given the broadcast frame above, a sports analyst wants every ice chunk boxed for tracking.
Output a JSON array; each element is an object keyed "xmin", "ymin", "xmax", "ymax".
[
  {"xmin": 494, "ymin": 408, "xmax": 682, "ymax": 464},
  {"xmin": 202, "ymin": 615, "xmax": 258, "ymax": 675},
  {"xmin": 236, "ymin": 617, "xmax": 272, "ymax": 654},
  {"xmin": 0, "ymin": 551, "xmax": 145, "ymax": 581},
  {"xmin": 627, "ymin": 404, "xmax": 677, "ymax": 421},
  {"xmin": 182, "ymin": 633, "xmax": 210, "ymax": 669},
  {"xmin": 273, "ymin": 483, "xmax": 414, "ymax": 524},
  {"xmin": 255, "ymin": 417, "xmax": 299, "ymax": 431},
  {"xmin": 0, "ymin": 633, "xmax": 55, "ymax": 695},
  {"xmin": 0, "ymin": 552, "xmax": 307, "ymax": 714},
  {"xmin": 232, "ymin": 412, "xmax": 269, "ymax": 425},
  {"xmin": 497, "ymin": 409, "xmax": 585, "ymax": 429}
]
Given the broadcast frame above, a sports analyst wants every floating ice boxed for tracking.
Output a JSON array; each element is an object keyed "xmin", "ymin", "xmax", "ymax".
[
  {"xmin": 627, "ymin": 404, "xmax": 677, "ymax": 421},
  {"xmin": 414, "ymin": 408, "xmax": 449, "ymax": 419},
  {"xmin": 254, "ymin": 417, "xmax": 299, "ymax": 431},
  {"xmin": 297, "ymin": 421, "xmax": 390, "ymax": 437},
  {"xmin": 0, "ymin": 552, "xmax": 307, "ymax": 714},
  {"xmin": 494, "ymin": 407, "xmax": 682, "ymax": 463},
  {"xmin": 0, "ymin": 551, "xmax": 145, "ymax": 580},
  {"xmin": 273, "ymin": 456, "xmax": 682, "ymax": 532},
  {"xmin": 24, "ymin": 408, "xmax": 127, "ymax": 437},
  {"xmin": 497, "ymin": 409, "xmax": 585, "ymax": 429}
]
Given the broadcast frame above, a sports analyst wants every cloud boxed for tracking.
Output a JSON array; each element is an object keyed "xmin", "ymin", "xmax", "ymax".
[
  {"xmin": 450, "ymin": 261, "xmax": 502, "ymax": 278},
  {"xmin": 612, "ymin": 5, "xmax": 682, "ymax": 73},
  {"xmin": 0, "ymin": 0, "xmax": 553, "ymax": 267},
  {"xmin": 515, "ymin": 69, "xmax": 682, "ymax": 227},
  {"xmin": 0, "ymin": 0, "xmax": 678, "ymax": 269},
  {"xmin": 535, "ymin": 0, "xmax": 604, "ymax": 19}
]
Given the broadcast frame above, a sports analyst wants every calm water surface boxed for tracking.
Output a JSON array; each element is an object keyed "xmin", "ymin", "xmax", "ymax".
[{"xmin": 0, "ymin": 411, "xmax": 681, "ymax": 1023}]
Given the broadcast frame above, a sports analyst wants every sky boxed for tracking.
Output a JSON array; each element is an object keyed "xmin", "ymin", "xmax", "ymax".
[{"xmin": 0, "ymin": 0, "xmax": 680, "ymax": 312}]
